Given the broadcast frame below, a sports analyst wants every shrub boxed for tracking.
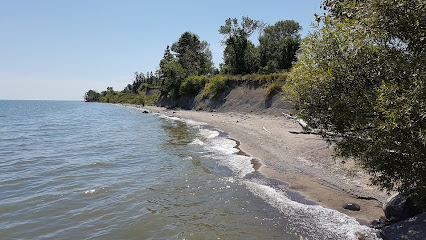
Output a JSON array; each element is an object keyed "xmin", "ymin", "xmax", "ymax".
[
  {"xmin": 179, "ymin": 75, "xmax": 207, "ymax": 96},
  {"xmin": 137, "ymin": 83, "xmax": 150, "ymax": 93},
  {"xmin": 136, "ymin": 94, "xmax": 145, "ymax": 106},
  {"xmin": 144, "ymin": 92, "xmax": 160, "ymax": 105},
  {"xmin": 265, "ymin": 80, "xmax": 284, "ymax": 100},
  {"xmin": 202, "ymin": 75, "xmax": 228, "ymax": 97},
  {"xmin": 223, "ymin": 72, "xmax": 288, "ymax": 83}
]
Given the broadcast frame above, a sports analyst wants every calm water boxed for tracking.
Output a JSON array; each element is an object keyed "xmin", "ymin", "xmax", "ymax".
[{"xmin": 0, "ymin": 100, "xmax": 377, "ymax": 240}]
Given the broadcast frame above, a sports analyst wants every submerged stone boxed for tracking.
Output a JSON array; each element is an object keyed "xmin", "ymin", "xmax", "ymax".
[{"xmin": 343, "ymin": 203, "xmax": 361, "ymax": 211}]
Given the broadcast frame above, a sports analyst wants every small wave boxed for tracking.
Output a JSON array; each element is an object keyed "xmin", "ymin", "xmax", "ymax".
[
  {"xmin": 160, "ymin": 115, "xmax": 181, "ymax": 121},
  {"xmin": 182, "ymin": 119, "xmax": 207, "ymax": 126},
  {"xmin": 189, "ymin": 138, "xmax": 204, "ymax": 146},
  {"xmin": 1, "ymin": 177, "xmax": 34, "ymax": 185},
  {"xmin": 159, "ymin": 113, "xmax": 207, "ymax": 127},
  {"xmin": 82, "ymin": 187, "xmax": 110, "ymax": 196},
  {"xmin": 126, "ymin": 105, "xmax": 149, "ymax": 113},
  {"xmin": 199, "ymin": 129, "xmax": 220, "ymax": 139},
  {"xmin": 244, "ymin": 181, "xmax": 379, "ymax": 239},
  {"xmin": 4, "ymin": 136, "xmax": 28, "ymax": 141},
  {"xmin": 89, "ymin": 162, "xmax": 113, "ymax": 167},
  {"xmin": 218, "ymin": 154, "xmax": 254, "ymax": 178},
  {"xmin": 208, "ymin": 137, "xmax": 239, "ymax": 155},
  {"xmin": 204, "ymin": 136, "xmax": 254, "ymax": 178},
  {"xmin": 84, "ymin": 189, "xmax": 96, "ymax": 194}
]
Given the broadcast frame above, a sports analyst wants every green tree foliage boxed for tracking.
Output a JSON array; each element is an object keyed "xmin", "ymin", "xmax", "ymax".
[
  {"xmin": 202, "ymin": 75, "xmax": 228, "ymax": 97},
  {"xmin": 131, "ymin": 72, "xmax": 145, "ymax": 93},
  {"xmin": 179, "ymin": 75, "xmax": 207, "ymax": 96},
  {"xmin": 99, "ymin": 87, "xmax": 117, "ymax": 103},
  {"xmin": 129, "ymin": 72, "xmax": 161, "ymax": 93},
  {"xmin": 219, "ymin": 16, "xmax": 262, "ymax": 75},
  {"xmin": 219, "ymin": 17, "xmax": 301, "ymax": 75},
  {"xmin": 159, "ymin": 46, "xmax": 185, "ymax": 99},
  {"xmin": 243, "ymin": 41, "xmax": 260, "ymax": 74},
  {"xmin": 259, "ymin": 20, "xmax": 302, "ymax": 73},
  {"xmin": 265, "ymin": 80, "xmax": 284, "ymax": 101},
  {"xmin": 96, "ymin": 85, "xmax": 159, "ymax": 105},
  {"xmin": 160, "ymin": 33, "xmax": 215, "ymax": 99},
  {"xmin": 287, "ymin": 0, "xmax": 426, "ymax": 208},
  {"xmin": 84, "ymin": 90, "xmax": 101, "ymax": 102},
  {"xmin": 171, "ymin": 32, "xmax": 214, "ymax": 76}
]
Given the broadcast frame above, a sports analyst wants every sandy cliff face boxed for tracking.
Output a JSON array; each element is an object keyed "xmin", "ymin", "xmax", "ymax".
[{"xmin": 157, "ymin": 81, "xmax": 295, "ymax": 115}]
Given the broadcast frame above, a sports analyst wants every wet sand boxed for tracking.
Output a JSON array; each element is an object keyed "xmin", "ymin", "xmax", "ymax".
[{"xmin": 143, "ymin": 105, "xmax": 389, "ymax": 223}]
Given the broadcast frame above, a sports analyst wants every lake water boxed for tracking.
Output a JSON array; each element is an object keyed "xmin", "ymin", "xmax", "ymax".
[{"xmin": 0, "ymin": 100, "xmax": 377, "ymax": 239}]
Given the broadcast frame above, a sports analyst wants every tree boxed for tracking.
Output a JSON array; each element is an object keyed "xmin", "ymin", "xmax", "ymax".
[
  {"xmin": 171, "ymin": 32, "xmax": 214, "ymax": 76},
  {"xmin": 244, "ymin": 41, "xmax": 260, "ymax": 74},
  {"xmin": 131, "ymin": 72, "xmax": 146, "ymax": 93},
  {"xmin": 84, "ymin": 90, "xmax": 100, "ymax": 102},
  {"xmin": 287, "ymin": 0, "xmax": 426, "ymax": 208},
  {"xmin": 258, "ymin": 20, "xmax": 302, "ymax": 73},
  {"xmin": 159, "ymin": 46, "xmax": 185, "ymax": 99},
  {"xmin": 219, "ymin": 16, "xmax": 262, "ymax": 74},
  {"xmin": 124, "ymin": 84, "xmax": 133, "ymax": 93},
  {"xmin": 318, "ymin": 0, "xmax": 364, "ymax": 20}
]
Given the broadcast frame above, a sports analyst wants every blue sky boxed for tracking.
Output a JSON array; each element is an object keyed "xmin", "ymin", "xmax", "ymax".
[{"xmin": 0, "ymin": 0, "xmax": 323, "ymax": 100}]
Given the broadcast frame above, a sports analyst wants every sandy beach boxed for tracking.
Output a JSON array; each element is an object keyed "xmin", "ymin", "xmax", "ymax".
[{"xmin": 143, "ymin": 105, "xmax": 390, "ymax": 224}]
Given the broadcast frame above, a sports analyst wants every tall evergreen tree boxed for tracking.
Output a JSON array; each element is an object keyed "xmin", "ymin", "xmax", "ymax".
[
  {"xmin": 171, "ymin": 32, "xmax": 214, "ymax": 76},
  {"xmin": 159, "ymin": 46, "xmax": 185, "ymax": 99}
]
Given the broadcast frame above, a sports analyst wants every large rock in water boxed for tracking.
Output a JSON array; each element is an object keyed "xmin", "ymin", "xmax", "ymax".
[
  {"xmin": 383, "ymin": 194, "xmax": 420, "ymax": 223},
  {"xmin": 380, "ymin": 213, "xmax": 426, "ymax": 240}
]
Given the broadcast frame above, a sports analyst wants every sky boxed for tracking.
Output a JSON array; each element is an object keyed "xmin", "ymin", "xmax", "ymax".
[{"xmin": 0, "ymin": 0, "xmax": 324, "ymax": 101}]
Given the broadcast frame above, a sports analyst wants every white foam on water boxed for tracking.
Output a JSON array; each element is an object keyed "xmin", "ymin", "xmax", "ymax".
[
  {"xmin": 165, "ymin": 116, "xmax": 180, "ymax": 121},
  {"xmin": 199, "ymin": 128, "xmax": 220, "ymax": 139},
  {"xmin": 84, "ymin": 189, "xmax": 96, "ymax": 194},
  {"xmin": 189, "ymin": 138, "xmax": 204, "ymax": 146},
  {"xmin": 219, "ymin": 154, "xmax": 254, "ymax": 178},
  {"xmin": 244, "ymin": 181, "xmax": 380, "ymax": 240},
  {"xmin": 204, "ymin": 136, "xmax": 253, "ymax": 178},
  {"xmin": 176, "ymin": 118, "xmax": 254, "ymax": 178},
  {"xmin": 182, "ymin": 119, "xmax": 207, "ymax": 126},
  {"xmin": 157, "ymin": 113, "xmax": 182, "ymax": 121},
  {"xmin": 208, "ymin": 137, "xmax": 239, "ymax": 154},
  {"xmin": 159, "ymin": 114, "xmax": 208, "ymax": 130}
]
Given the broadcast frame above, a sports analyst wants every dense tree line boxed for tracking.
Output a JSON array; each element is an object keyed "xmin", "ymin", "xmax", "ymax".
[
  {"xmin": 287, "ymin": 0, "xmax": 425, "ymax": 209},
  {"xmin": 126, "ymin": 71, "xmax": 161, "ymax": 93},
  {"xmin": 86, "ymin": 18, "xmax": 301, "ymax": 102}
]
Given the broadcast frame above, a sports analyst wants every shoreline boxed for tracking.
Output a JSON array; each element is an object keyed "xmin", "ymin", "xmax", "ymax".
[{"xmin": 140, "ymin": 105, "xmax": 389, "ymax": 224}]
